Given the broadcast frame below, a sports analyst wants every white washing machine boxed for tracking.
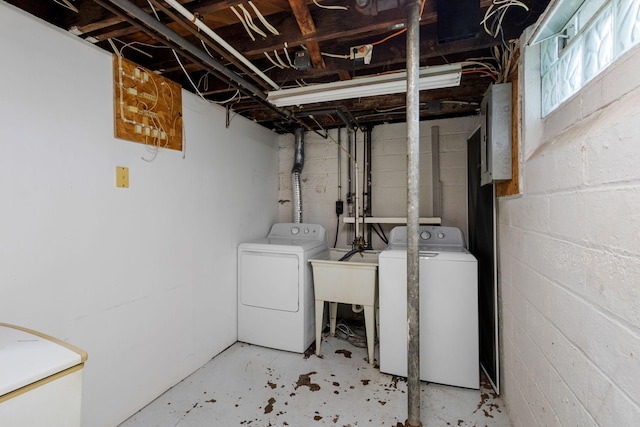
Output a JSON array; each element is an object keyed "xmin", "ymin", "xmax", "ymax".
[
  {"xmin": 379, "ymin": 226, "xmax": 479, "ymax": 389},
  {"xmin": 238, "ymin": 223, "xmax": 327, "ymax": 353}
]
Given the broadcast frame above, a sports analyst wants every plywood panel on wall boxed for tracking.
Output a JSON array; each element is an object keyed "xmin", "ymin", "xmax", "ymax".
[
  {"xmin": 496, "ymin": 49, "xmax": 520, "ymax": 198},
  {"xmin": 113, "ymin": 56, "xmax": 183, "ymax": 151}
]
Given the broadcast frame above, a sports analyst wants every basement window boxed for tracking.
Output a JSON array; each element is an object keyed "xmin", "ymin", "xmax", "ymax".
[{"xmin": 537, "ymin": 0, "xmax": 640, "ymax": 116}]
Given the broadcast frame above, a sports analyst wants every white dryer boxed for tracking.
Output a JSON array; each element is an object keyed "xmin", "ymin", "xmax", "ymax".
[
  {"xmin": 378, "ymin": 226, "xmax": 479, "ymax": 389},
  {"xmin": 238, "ymin": 223, "xmax": 327, "ymax": 353}
]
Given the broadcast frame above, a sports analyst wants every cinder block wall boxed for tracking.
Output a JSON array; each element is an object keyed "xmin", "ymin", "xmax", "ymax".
[
  {"xmin": 278, "ymin": 117, "xmax": 479, "ymax": 249},
  {"xmin": 499, "ymin": 43, "xmax": 640, "ymax": 425}
]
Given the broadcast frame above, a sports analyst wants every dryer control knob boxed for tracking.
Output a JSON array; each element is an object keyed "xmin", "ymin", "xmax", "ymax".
[
  {"xmin": 303, "ymin": 228, "xmax": 310, "ymax": 234},
  {"xmin": 437, "ymin": 232, "xmax": 445, "ymax": 239},
  {"xmin": 291, "ymin": 227, "xmax": 300, "ymax": 235},
  {"xmin": 420, "ymin": 231, "xmax": 431, "ymax": 240}
]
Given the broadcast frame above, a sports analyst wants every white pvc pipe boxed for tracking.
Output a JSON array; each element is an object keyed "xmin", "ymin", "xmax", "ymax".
[
  {"xmin": 354, "ymin": 161, "xmax": 360, "ymax": 241},
  {"xmin": 164, "ymin": 0, "xmax": 280, "ymax": 90}
]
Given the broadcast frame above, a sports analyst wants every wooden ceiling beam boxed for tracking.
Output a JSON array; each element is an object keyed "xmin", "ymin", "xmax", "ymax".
[
  {"xmin": 237, "ymin": 6, "xmax": 408, "ymax": 57},
  {"xmin": 80, "ymin": 0, "xmax": 296, "ymax": 38},
  {"xmin": 258, "ymin": 23, "xmax": 506, "ymax": 83},
  {"xmin": 233, "ymin": 0, "xmax": 494, "ymax": 57},
  {"xmin": 287, "ymin": 0, "xmax": 325, "ymax": 69}
]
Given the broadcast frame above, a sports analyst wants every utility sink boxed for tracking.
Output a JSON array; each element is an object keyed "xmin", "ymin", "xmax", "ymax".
[{"xmin": 309, "ymin": 249, "xmax": 379, "ymax": 365}]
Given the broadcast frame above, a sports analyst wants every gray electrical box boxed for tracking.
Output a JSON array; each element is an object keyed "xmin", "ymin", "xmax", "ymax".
[
  {"xmin": 480, "ymin": 82, "xmax": 512, "ymax": 186},
  {"xmin": 294, "ymin": 50, "xmax": 311, "ymax": 71}
]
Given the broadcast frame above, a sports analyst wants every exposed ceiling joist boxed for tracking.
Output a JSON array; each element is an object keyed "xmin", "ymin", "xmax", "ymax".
[{"xmin": 6, "ymin": 0, "xmax": 551, "ymax": 133}]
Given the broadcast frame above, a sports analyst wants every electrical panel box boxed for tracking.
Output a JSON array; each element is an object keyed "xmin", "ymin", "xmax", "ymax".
[
  {"xmin": 294, "ymin": 50, "xmax": 311, "ymax": 71},
  {"xmin": 480, "ymin": 82, "xmax": 512, "ymax": 186}
]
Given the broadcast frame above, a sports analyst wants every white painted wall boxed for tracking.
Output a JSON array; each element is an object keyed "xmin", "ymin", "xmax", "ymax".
[
  {"xmin": 499, "ymin": 41, "xmax": 640, "ymax": 425},
  {"xmin": 0, "ymin": 3, "xmax": 278, "ymax": 427},
  {"xmin": 278, "ymin": 117, "xmax": 478, "ymax": 249}
]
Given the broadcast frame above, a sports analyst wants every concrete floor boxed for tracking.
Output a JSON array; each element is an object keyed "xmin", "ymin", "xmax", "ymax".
[{"xmin": 119, "ymin": 335, "xmax": 511, "ymax": 427}]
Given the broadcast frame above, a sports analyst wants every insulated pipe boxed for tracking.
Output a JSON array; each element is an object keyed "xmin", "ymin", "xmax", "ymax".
[
  {"xmin": 292, "ymin": 129, "xmax": 305, "ymax": 223},
  {"xmin": 163, "ymin": 0, "xmax": 280, "ymax": 90},
  {"xmin": 405, "ymin": 1, "xmax": 422, "ymax": 427}
]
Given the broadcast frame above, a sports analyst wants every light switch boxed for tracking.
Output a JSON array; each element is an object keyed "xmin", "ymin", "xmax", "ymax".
[{"xmin": 116, "ymin": 166, "xmax": 129, "ymax": 188}]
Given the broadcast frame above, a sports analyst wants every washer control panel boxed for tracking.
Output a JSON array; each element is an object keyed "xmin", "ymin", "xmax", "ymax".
[
  {"xmin": 390, "ymin": 225, "xmax": 466, "ymax": 248},
  {"xmin": 267, "ymin": 223, "xmax": 326, "ymax": 242},
  {"xmin": 419, "ymin": 230, "xmax": 448, "ymax": 241},
  {"xmin": 290, "ymin": 226, "xmax": 313, "ymax": 235}
]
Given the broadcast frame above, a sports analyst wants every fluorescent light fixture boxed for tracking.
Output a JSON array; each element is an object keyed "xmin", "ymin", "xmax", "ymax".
[{"xmin": 267, "ymin": 63, "xmax": 462, "ymax": 107}]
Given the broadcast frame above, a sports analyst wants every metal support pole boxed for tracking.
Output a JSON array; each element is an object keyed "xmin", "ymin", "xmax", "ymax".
[{"xmin": 405, "ymin": 1, "xmax": 422, "ymax": 426}]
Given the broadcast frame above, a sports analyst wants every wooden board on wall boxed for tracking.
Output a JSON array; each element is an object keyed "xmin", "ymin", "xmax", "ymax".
[
  {"xmin": 113, "ymin": 56, "xmax": 183, "ymax": 151},
  {"xmin": 496, "ymin": 49, "xmax": 520, "ymax": 198}
]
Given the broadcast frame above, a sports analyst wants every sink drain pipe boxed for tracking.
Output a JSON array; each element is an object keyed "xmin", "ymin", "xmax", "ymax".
[
  {"xmin": 405, "ymin": 1, "xmax": 422, "ymax": 426},
  {"xmin": 292, "ymin": 128, "xmax": 305, "ymax": 223}
]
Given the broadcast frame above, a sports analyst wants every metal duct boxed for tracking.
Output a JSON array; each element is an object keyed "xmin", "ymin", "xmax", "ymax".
[
  {"xmin": 292, "ymin": 129, "xmax": 305, "ymax": 223},
  {"xmin": 293, "ymin": 173, "xmax": 302, "ymax": 223}
]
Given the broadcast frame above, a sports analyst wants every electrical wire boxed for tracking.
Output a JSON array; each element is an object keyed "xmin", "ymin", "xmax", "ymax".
[
  {"xmin": 462, "ymin": 69, "xmax": 499, "ymax": 81},
  {"xmin": 200, "ymin": 39, "xmax": 216, "ymax": 59},
  {"xmin": 146, "ymin": 0, "xmax": 211, "ymax": 103},
  {"xmin": 215, "ymin": 90, "xmax": 241, "ymax": 104},
  {"xmin": 462, "ymin": 58, "xmax": 501, "ymax": 82},
  {"xmin": 197, "ymin": 73, "xmax": 209, "ymax": 92},
  {"xmin": 481, "ymin": 0, "xmax": 530, "ymax": 38},
  {"xmin": 230, "ymin": 5, "xmax": 256, "ymax": 41},
  {"xmin": 112, "ymin": 38, "xmax": 167, "ymax": 58},
  {"xmin": 172, "ymin": 44, "xmax": 209, "ymax": 102},
  {"xmin": 283, "ymin": 43, "xmax": 295, "ymax": 68},
  {"xmin": 238, "ymin": 4, "xmax": 267, "ymax": 38},
  {"xmin": 370, "ymin": 0, "xmax": 426, "ymax": 46},
  {"xmin": 264, "ymin": 51, "xmax": 285, "ymax": 69},
  {"xmin": 248, "ymin": 1, "xmax": 280, "ymax": 35},
  {"xmin": 461, "ymin": 60, "xmax": 499, "ymax": 75},
  {"xmin": 321, "ymin": 51, "xmax": 351, "ymax": 59},
  {"xmin": 180, "ymin": 114, "xmax": 186, "ymax": 159},
  {"xmin": 53, "ymin": 0, "xmax": 78, "ymax": 13},
  {"xmin": 308, "ymin": 115, "xmax": 328, "ymax": 137},
  {"xmin": 313, "ymin": 0, "xmax": 348, "ymax": 11},
  {"xmin": 273, "ymin": 50, "xmax": 289, "ymax": 68},
  {"xmin": 491, "ymin": 38, "xmax": 519, "ymax": 82}
]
